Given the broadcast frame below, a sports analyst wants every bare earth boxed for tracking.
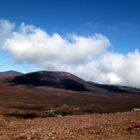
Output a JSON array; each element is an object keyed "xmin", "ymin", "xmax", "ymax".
[{"xmin": 0, "ymin": 112, "xmax": 140, "ymax": 140}]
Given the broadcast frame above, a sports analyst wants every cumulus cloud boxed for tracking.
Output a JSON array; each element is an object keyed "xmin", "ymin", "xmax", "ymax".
[
  {"xmin": 0, "ymin": 19, "xmax": 140, "ymax": 88},
  {"xmin": 0, "ymin": 19, "xmax": 15, "ymax": 46}
]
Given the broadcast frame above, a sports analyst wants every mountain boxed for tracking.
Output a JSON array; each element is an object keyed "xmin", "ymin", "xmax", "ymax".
[
  {"xmin": 0, "ymin": 70, "xmax": 140, "ymax": 116},
  {"xmin": 0, "ymin": 70, "xmax": 23, "ymax": 77},
  {"xmin": 7, "ymin": 70, "xmax": 140, "ymax": 94},
  {"xmin": 0, "ymin": 70, "xmax": 23, "ymax": 83},
  {"xmin": 87, "ymin": 81, "xmax": 140, "ymax": 94},
  {"xmin": 9, "ymin": 71, "xmax": 93, "ymax": 91}
]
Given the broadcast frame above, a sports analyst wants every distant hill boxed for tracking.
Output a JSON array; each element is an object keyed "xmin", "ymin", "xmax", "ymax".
[
  {"xmin": 0, "ymin": 70, "xmax": 140, "ymax": 115},
  {"xmin": 0, "ymin": 70, "xmax": 23, "ymax": 77},
  {"xmin": 87, "ymin": 81, "xmax": 140, "ymax": 94},
  {"xmin": 7, "ymin": 70, "xmax": 140, "ymax": 94},
  {"xmin": 9, "ymin": 71, "xmax": 92, "ymax": 91},
  {"xmin": 0, "ymin": 70, "xmax": 23, "ymax": 82}
]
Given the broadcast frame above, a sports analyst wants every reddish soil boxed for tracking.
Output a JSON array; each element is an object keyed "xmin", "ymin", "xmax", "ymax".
[
  {"xmin": 0, "ymin": 72, "xmax": 140, "ymax": 140},
  {"xmin": 0, "ymin": 83, "xmax": 140, "ymax": 115},
  {"xmin": 0, "ymin": 112, "xmax": 139, "ymax": 140}
]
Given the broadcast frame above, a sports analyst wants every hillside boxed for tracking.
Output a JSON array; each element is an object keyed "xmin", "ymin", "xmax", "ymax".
[
  {"xmin": 0, "ymin": 112, "xmax": 139, "ymax": 140},
  {"xmin": 9, "ymin": 71, "xmax": 91, "ymax": 91},
  {"xmin": 6, "ymin": 70, "xmax": 140, "ymax": 94},
  {"xmin": 0, "ymin": 70, "xmax": 23, "ymax": 78},
  {"xmin": 0, "ymin": 70, "xmax": 23, "ymax": 83},
  {"xmin": 0, "ymin": 70, "xmax": 139, "ymax": 118}
]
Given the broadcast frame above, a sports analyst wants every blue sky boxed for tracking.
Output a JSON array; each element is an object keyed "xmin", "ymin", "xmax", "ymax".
[
  {"xmin": 0, "ymin": 0, "xmax": 140, "ymax": 87},
  {"xmin": 0, "ymin": 0, "xmax": 140, "ymax": 53}
]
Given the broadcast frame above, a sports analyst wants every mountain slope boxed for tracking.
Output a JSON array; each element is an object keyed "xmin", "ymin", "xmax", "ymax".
[
  {"xmin": 9, "ymin": 71, "xmax": 92, "ymax": 91},
  {"xmin": 8, "ymin": 70, "xmax": 140, "ymax": 94},
  {"xmin": 0, "ymin": 70, "xmax": 23, "ymax": 83},
  {"xmin": 0, "ymin": 70, "xmax": 140, "ymax": 116},
  {"xmin": 0, "ymin": 70, "xmax": 23, "ymax": 77},
  {"xmin": 88, "ymin": 81, "xmax": 140, "ymax": 94}
]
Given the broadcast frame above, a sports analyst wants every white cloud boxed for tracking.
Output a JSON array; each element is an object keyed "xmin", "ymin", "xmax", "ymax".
[
  {"xmin": 0, "ymin": 19, "xmax": 15, "ymax": 46},
  {"xmin": 3, "ymin": 23, "xmax": 110, "ymax": 65},
  {"xmin": 0, "ymin": 19, "xmax": 140, "ymax": 88}
]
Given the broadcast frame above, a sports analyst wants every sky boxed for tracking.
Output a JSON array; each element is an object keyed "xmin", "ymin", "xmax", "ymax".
[{"xmin": 0, "ymin": 0, "xmax": 140, "ymax": 88}]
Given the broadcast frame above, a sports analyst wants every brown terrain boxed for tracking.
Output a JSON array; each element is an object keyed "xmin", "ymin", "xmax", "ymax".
[
  {"xmin": 0, "ymin": 70, "xmax": 140, "ymax": 139},
  {"xmin": 0, "ymin": 112, "xmax": 140, "ymax": 140}
]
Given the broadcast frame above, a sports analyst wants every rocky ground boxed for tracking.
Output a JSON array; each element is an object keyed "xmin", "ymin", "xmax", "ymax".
[{"xmin": 0, "ymin": 112, "xmax": 139, "ymax": 140}]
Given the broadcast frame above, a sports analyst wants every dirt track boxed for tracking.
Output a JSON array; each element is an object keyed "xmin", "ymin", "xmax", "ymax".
[{"xmin": 0, "ymin": 112, "xmax": 140, "ymax": 140}]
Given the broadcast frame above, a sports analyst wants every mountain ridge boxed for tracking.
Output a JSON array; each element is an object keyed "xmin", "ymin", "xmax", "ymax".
[
  {"xmin": 0, "ymin": 70, "xmax": 140, "ymax": 115},
  {"xmin": 0, "ymin": 70, "xmax": 139, "ymax": 94}
]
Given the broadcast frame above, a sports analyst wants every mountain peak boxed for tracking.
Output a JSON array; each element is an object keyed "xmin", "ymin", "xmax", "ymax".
[
  {"xmin": 0, "ymin": 70, "xmax": 23, "ymax": 77},
  {"xmin": 9, "ymin": 71, "xmax": 90, "ymax": 91}
]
